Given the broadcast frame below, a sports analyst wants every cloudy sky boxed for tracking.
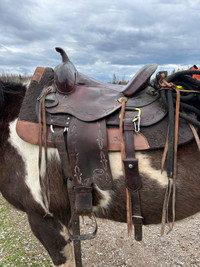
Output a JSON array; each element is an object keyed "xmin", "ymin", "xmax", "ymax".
[{"xmin": 0, "ymin": 0, "xmax": 200, "ymax": 81}]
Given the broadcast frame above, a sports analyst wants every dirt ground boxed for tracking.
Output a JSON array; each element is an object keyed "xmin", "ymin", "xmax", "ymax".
[
  {"xmin": 82, "ymin": 215, "xmax": 200, "ymax": 267},
  {"xmin": 0, "ymin": 194, "xmax": 200, "ymax": 267}
]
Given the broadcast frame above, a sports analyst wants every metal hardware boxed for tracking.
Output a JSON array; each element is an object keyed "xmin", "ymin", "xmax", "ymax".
[
  {"xmin": 132, "ymin": 108, "xmax": 141, "ymax": 132},
  {"xmin": 50, "ymin": 125, "xmax": 68, "ymax": 133},
  {"xmin": 132, "ymin": 215, "xmax": 144, "ymax": 219},
  {"xmin": 118, "ymin": 97, "xmax": 128, "ymax": 103}
]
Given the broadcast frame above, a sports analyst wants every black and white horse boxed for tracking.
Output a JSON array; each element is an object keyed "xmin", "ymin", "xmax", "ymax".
[{"xmin": 0, "ymin": 79, "xmax": 200, "ymax": 266}]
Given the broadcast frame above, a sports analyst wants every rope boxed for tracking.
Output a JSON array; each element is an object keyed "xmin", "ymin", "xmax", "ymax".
[{"xmin": 159, "ymin": 70, "xmax": 200, "ymax": 235}]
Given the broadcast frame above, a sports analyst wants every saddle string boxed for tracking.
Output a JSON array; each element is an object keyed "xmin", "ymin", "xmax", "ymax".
[
  {"xmin": 160, "ymin": 87, "xmax": 174, "ymax": 235},
  {"xmin": 38, "ymin": 87, "xmax": 52, "ymax": 213},
  {"xmin": 172, "ymin": 86, "xmax": 181, "ymax": 230},
  {"xmin": 38, "ymin": 97, "xmax": 49, "ymax": 212},
  {"xmin": 160, "ymin": 81, "xmax": 181, "ymax": 235},
  {"xmin": 161, "ymin": 126, "xmax": 169, "ymax": 172},
  {"xmin": 166, "ymin": 89, "xmax": 175, "ymax": 178}
]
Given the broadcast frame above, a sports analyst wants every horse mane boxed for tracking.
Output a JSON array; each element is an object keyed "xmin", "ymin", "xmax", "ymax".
[
  {"xmin": 0, "ymin": 80, "xmax": 26, "ymax": 105},
  {"xmin": 0, "ymin": 80, "xmax": 26, "ymax": 120}
]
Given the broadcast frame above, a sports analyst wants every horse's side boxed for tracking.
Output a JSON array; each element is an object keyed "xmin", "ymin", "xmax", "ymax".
[{"xmin": 0, "ymin": 80, "xmax": 199, "ymax": 267}]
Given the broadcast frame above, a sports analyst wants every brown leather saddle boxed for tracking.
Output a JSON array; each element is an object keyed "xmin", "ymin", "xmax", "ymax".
[
  {"xmin": 17, "ymin": 47, "xmax": 194, "ymax": 151},
  {"xmin": 16, "ymin": 48, "xmax": 195, "ymax": 252}
]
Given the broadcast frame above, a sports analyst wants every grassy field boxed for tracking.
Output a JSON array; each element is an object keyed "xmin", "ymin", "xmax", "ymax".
[
  {"xmin": 1, "ymin": 191, "xmax": 200, "ymax": 267},
  {"xmin": 0, "ymin": 194, "xmax": 52, "ymax": 267}
]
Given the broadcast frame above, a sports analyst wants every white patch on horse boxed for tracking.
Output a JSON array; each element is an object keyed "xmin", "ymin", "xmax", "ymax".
[
  {"xmin": 8, "ymin": 119, "xmax": 60, "ymax": 211},
  {"xmin": 59, "ymin": 225, "xmax": 75, "ymax": 267},
  {"xmin": 136, "ymin": 152, "xmax": 168, "ymax": 186},
  {"xmin": 109, "ymin": 151, "xmax": 168, "ymax": 186},
  {"xmin": 97, "ymin": 150, "xmax": 168, "ymax": 211},
  {"xmin": 109, "ymin": 152, "xmax": 123, "ymax": 179},
  {"xmin": 93, "ymin": 184, "xmax": 111, "ymax": 212}
]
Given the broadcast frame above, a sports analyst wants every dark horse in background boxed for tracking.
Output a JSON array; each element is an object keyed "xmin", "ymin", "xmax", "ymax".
[{"xmin": 0, "ymin": 50, "xmax": 200, "ymax": 266}]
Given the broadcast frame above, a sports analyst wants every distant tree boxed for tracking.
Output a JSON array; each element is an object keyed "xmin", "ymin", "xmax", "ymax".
[
  {"xmin": 112, "ymin": 74, "xmax": 128, "ymax": 85},
  {"xmin": 119, "ymin": 75, "xmax": 128, "ymax": 85},
  {"xmin": 112, "ymin": 74, "xmax": 119, "ymax": 84}
]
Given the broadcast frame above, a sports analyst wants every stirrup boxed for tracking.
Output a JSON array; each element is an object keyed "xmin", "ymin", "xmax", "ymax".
[{"xmin": 68, "ymin": 212, "xmax": 98, "ymax": 241}]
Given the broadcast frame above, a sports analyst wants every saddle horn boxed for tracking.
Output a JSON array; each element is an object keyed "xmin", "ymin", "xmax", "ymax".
[
  {"xmin": 54, "ymin": 47, "xmax": 77, "ymax": 94},
  {"xmin": 55, "ymin": 47, "xmax": 70, "ymax": 63}
]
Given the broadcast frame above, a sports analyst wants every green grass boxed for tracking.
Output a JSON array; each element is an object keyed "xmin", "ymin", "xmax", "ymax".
[{"xmin": 0, "ymin": 195, "xmax": 52, "ymax": 266}]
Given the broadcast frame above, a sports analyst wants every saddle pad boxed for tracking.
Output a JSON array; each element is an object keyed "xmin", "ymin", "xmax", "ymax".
[
  {"xmin": 19, "ymin": 67, "xmax": 54, "ymax": 123},
  {"xmin": 140, "ymin": 115, "xmax": 195, "ymax": 149}
]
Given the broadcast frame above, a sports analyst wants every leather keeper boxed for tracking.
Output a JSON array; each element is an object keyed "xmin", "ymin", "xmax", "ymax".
[
  {"xmin": 123, "ymin": 158, "xmax": 142, "ymax": 191},
  {"xmin": 74, "ymin": 186, "xmax": 93, "ymax": 216}
]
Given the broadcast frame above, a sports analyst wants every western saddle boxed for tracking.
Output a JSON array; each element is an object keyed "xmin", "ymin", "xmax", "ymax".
[{"xmin": 16, "ymin": 47, "xmax": 197, "ymax": 267}]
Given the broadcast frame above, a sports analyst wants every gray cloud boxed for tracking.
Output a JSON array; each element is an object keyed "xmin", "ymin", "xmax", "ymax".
[{"xmin": 0, "ymin": 0, "xmax": 200, "ymax": 81}]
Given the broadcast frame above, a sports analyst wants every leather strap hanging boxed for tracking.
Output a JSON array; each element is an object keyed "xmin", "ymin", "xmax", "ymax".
[
  {"xmin": 123, "ymin": 118, "xmax": 143, "ymax": 241},
  {"xmin": 53, "ymin": 129, "xmax": 83, "ymax": 267},
  {"xmin": 53, "ymin": 128, "xmax": 72, "ymax": 179},
  {"xmin": 188, "ymin": 123, "xmax": 200, "ymax": 151},
  {"xmin": 159, "ymin": 81, "xmax": 181, "ymax": 235},
  {"xmin": 38, "ymin": 87, "xmax": 53, "ymax": 213},
  {"xmin": 119, "ymin": 99, "xmax": 133, "ymax": 236},
  {"xmin": 119, "ymin": 98, "xmax": 143, "ymax": 241},
  {"xmin": 67, "ymin": 179, "xmax": 83, "ymax": 267}
]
